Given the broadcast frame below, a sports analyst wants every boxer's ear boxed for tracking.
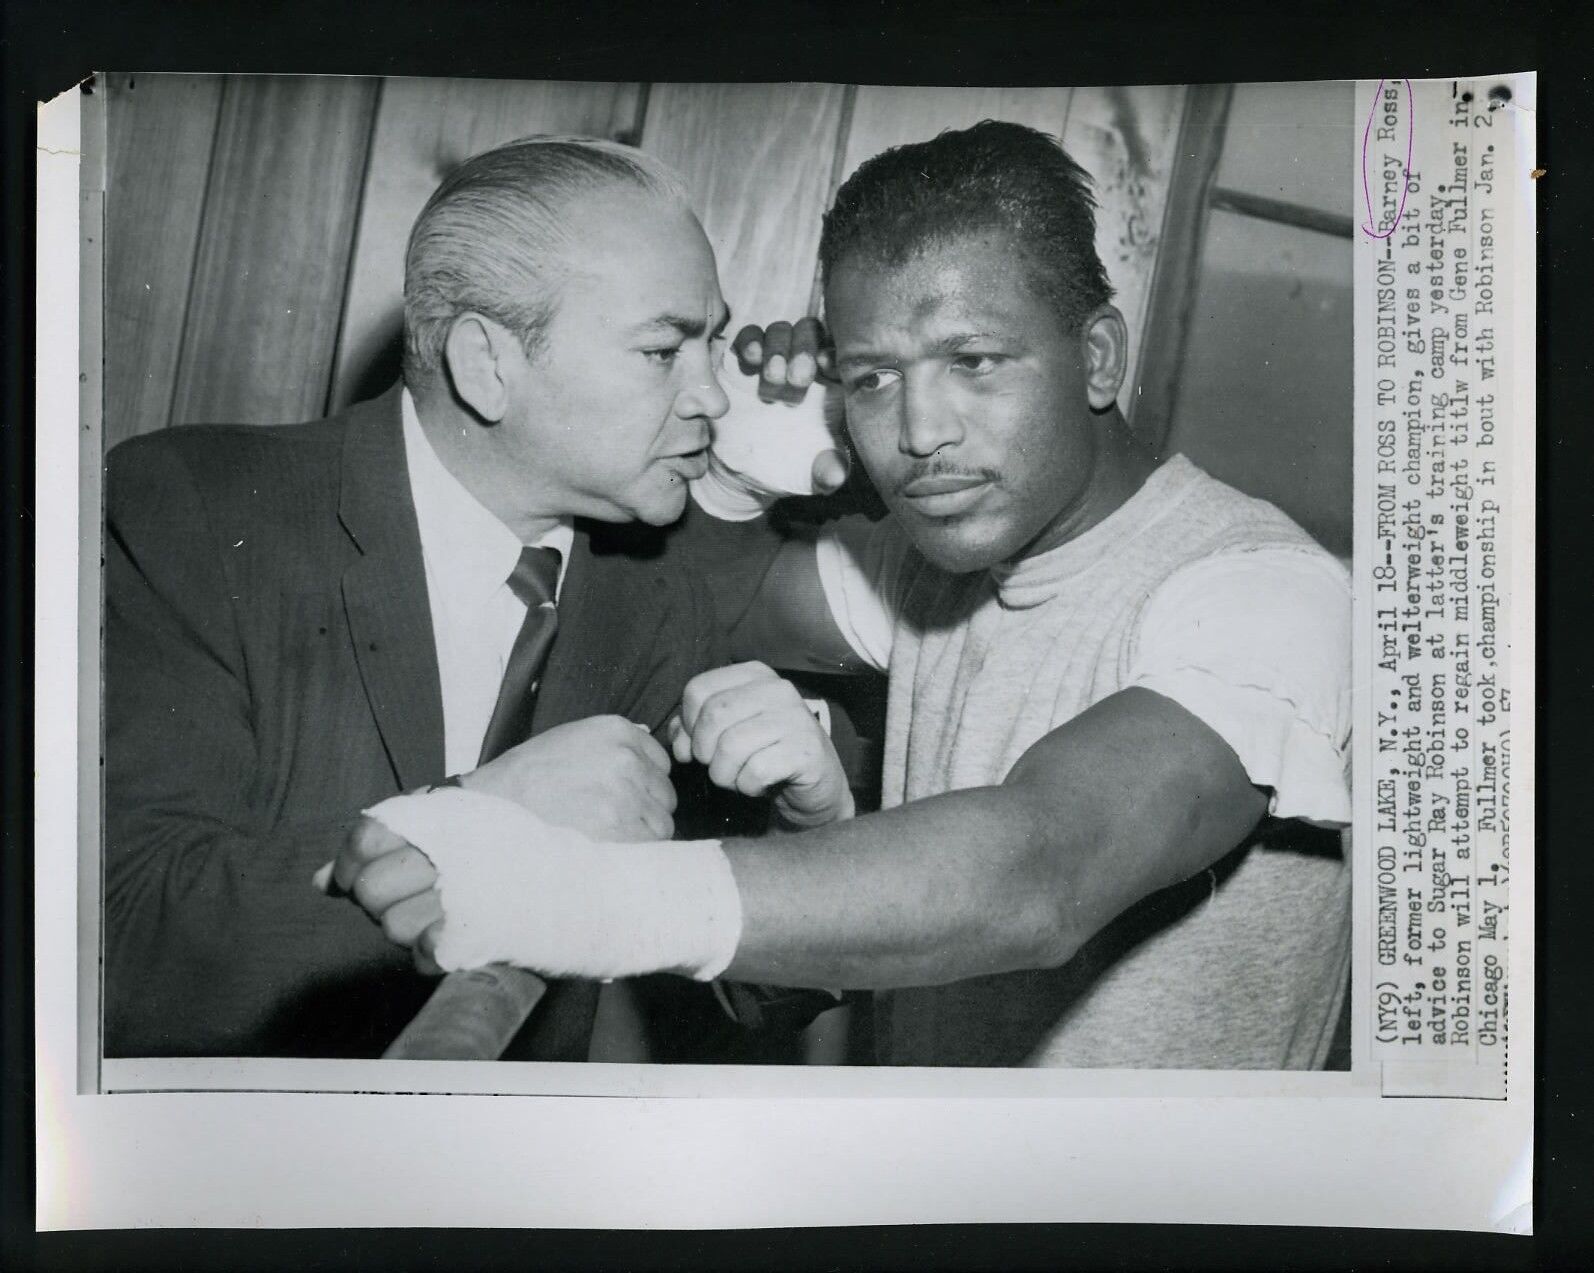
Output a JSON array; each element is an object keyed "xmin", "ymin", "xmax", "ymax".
[
  {"xmin": 1080, "ymin": 304, "xmax": 1128, "ymax": 412},
  {"xmin": 444, "ymin": 312, "xmax": 515, "ymax": 424}
]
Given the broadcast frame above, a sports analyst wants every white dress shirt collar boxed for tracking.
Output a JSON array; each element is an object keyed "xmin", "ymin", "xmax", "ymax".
[{"xmin": 400, "ymin": 388, "xmax": 574, "ymax": 601}]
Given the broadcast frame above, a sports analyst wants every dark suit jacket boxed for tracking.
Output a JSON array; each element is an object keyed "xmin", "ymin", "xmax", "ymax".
[{"xmin": 104, "ymin": 386, "xmax": 778, "ymax": 1058}]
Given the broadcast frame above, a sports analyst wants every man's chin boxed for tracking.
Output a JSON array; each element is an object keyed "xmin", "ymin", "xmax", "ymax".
[
  {"xmin": 569, "ymin": 493, "xmax": 686, "ymax": 529},
  {"xmin": 635, "ymin": 485, "xmax": 691, "ymax": 527},
  {"xmin": 883, "ymin": 502, "xmax": 1012, "ymax": 574},
  {"xmin": 901, "ymin": 521, "xmax": 1013, "ymax": 575}
]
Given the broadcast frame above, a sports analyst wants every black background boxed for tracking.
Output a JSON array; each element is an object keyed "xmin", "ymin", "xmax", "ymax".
[{"xmin": 3, "ymin": 0, "xmax": 1588, "ymax": 1268}]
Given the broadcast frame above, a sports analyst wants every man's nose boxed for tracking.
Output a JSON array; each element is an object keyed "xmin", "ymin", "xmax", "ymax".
[
  {"xmin": 677, "ymin": 358, "xmax": 731, "ymax": 421},
  {"xmin": 898, "ymin": 383, "xmax": 963, "ymax": 457}
]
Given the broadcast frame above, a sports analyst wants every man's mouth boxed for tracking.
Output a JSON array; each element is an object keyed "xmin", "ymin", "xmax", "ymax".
[
  {"xmin": 898, "ymin": 472, "xmax": 992, "ymax": 517},
  {"xmin": 666, "ymin": 448, "xmax": 711, "ymax": 481}
]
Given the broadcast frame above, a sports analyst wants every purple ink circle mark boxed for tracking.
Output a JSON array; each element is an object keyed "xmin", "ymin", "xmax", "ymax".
[{"xmin": 1360, "ymin": 78, "xmax": 1414, "ymax": 240}]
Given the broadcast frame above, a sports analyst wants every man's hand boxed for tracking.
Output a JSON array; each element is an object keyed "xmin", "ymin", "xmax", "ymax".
[
  {"xmin": 460, "ymin": 715, "xmax": 676, "ymax": 842},
  {"xmin": 331, "ymin": 817, "xmax": 446, "ymax": 973},
  {"xmin": 732, "ymin": 317, "xmax": 832, "ymax": 397},
  {"xmin": 729, "ymin": 319, "xmax": 849, "ymax": 496},
  {"xmin": 670, "ymin": 662, "xmax": 854, "ymax": 829},
  {"xmin": 331, "ymin": 790, "xmax": 743, "ymax": 983}
]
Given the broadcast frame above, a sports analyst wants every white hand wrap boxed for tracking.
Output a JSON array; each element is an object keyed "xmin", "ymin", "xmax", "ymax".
[
  {"xmin": 363, "ymin": 788, "xmax": 743, "ymax": 983},
  {"xmin": 690, "ymin": 345, "xmax": 844, "ymax": 520}
]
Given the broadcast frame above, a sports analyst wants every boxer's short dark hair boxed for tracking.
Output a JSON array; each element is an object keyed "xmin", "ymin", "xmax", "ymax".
[{"xmin": 819, "ymin": 120, "xmax": 1114, "ymax": 331}]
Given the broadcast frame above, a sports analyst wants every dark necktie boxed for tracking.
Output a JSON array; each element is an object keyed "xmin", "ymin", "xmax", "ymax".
[
  {"xmin": 387, "ymin": 545, "xmax": 564, "ymax": 1063},
  {"xmin": 476, "ymin": 545, "xmax": 562, "ymax": 765}
]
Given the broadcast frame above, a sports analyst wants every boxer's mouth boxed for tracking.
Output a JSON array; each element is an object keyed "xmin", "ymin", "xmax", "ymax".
[{"xmin": 899, "ymin": 471, "xmax": 993, "ymax": 516}]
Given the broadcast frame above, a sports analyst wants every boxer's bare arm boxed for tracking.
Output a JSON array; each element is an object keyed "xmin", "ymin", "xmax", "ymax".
[
  {"xmin": 724, "ymin": 533, "xmax": 871, "ymax": 674},
  {"xmin": 336, "ymin": 688, "xmax": 1267, "ymax": 991},
  {"xmin": 694, "ymin": 318, "xmax": 875, "ymax": 673},
  {"xmin": 718, "ymin": 687, "xmax": 1269, "ymax": 990}
]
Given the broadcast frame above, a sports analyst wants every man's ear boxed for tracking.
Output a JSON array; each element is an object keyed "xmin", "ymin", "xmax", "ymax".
[
  {"xmin": 443, "ymin": 313, "xmax": 514, "ymax": 424},
  {"xmin": 1080, "ymin": 304, "xmax": 1129, "ymax": 412}
]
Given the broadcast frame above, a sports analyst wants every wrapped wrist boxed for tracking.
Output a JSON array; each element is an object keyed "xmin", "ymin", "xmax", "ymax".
[{"xmin": 364, "ymin": 788, "xmax": 743, "ymax": 982}]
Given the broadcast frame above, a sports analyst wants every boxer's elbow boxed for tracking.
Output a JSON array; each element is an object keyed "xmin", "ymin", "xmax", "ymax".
[{"xmin": 961, "ymin": 786, "xmax": 1097, "ymax": 975}]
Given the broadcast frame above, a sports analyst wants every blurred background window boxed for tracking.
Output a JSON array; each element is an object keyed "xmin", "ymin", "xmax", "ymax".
[{"xmin": 1151, "ymin": 81, "xmax": 1354, "ymax": 559}]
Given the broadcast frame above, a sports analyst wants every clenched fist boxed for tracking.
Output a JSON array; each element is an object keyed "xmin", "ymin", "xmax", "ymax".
[
  {"xmin": 331, "ymin": 815, "xmax": 445, "ymax": 973},
  {"xmin": 670, "ymin": 662, "xmax": 854, "ymax": 830},
  {"xmin": 460, "ymin": 714, "xmax": 676, "ymax": 842},
  {"xmin": 730, "ymin": 318, "xmax": 850, "ymax": 495}
]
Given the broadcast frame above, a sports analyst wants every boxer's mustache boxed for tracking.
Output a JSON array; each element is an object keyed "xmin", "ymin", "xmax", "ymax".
[{"xmin": 896, "ymin": 463, "xmax": 999, "ymax": 493}]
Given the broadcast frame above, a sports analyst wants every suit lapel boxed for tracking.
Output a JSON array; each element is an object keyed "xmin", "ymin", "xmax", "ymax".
[
  {"xmin": 337, "ymin": 387, "xmax": 446, "ymax": 790},
  {"xmin": 332, "ymin": 391, "xmax": 689, "ymax": 782}
]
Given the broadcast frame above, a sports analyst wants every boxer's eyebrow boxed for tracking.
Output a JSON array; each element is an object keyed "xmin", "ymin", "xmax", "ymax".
[{"xmin": 836, "ymin": 329, "xmax": 999, "ymax": 369}]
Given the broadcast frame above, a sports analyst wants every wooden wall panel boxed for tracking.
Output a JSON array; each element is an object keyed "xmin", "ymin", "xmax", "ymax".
[
  {"xmin": 102, "ymin": 72, "xmax": 224, "ymax": 448},
  {"xmin": 1058, "ymin": 85, "xmax": 1186, "ymax": 417},
  {"xmin": 170, "ymin": 76, "xmax": 380, "ymax": 427},
  {"xmin": 114, "ymin": 76, "xmax": 1187, "ymax": 435},
  {"xmin": 329, "ymin": 78, "xmax": 644, "ymax": 409},
  {"xmin": 639, "ymin": 83, "xmax": 847, "ymax": 326}
]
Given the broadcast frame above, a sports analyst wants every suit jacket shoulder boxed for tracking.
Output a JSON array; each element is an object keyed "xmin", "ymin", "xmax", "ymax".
[{"xmin": 106, "ymin": 401, "xmax": 383, "ymax": 594}]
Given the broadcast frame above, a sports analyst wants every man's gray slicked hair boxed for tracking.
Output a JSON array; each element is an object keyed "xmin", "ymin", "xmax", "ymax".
[{"xmin": 402, "ymin": 135, "xmax": 693, "ymax": 388}]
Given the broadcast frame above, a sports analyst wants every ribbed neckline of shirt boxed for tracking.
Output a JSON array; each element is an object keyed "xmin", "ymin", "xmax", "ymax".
[{"xmin": 989, "ymin": 454, "xmax": 1202, "ymax": 610}]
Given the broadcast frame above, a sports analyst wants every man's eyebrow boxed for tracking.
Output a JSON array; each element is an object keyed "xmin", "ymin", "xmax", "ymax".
[
  {"xmin": 836, "ymin": 332, "xmax": 992, "ymax": 368},
  {"xmin": 928, "ymin": 331, "xmax": 996, "ymax": 356},
  {"xmin": 835, "ymin": 350, "xmax": 884, "ymax": 371},
  {"xmin": 631, "ymin": 305, "xmax": 733, "ymax": 339}
]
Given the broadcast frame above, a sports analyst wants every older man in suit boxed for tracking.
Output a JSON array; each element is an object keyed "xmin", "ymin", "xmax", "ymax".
[{"xmin": 103, "ymin": 137, "xmax": 813, "ymax": 1059}]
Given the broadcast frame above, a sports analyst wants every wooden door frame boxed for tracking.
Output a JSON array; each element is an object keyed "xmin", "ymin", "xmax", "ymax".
[{"xmin": 1130, "ymin": 82, "xmax": 1235, "ymax": 453}]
